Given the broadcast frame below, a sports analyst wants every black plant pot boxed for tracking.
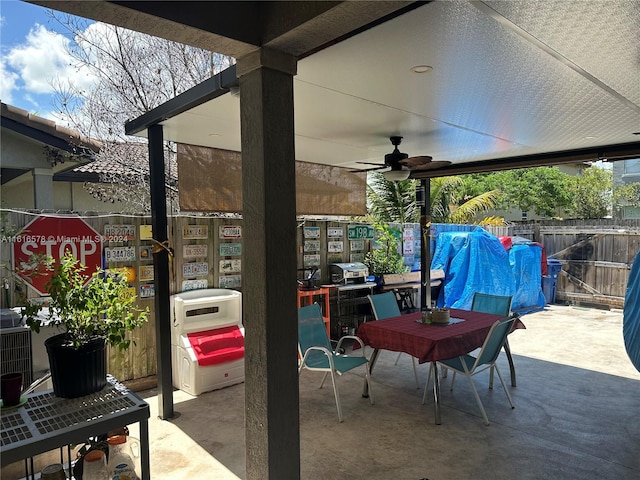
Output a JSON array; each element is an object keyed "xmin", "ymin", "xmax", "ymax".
[{"xmin": 45, "ymin": 333, "xmax": 108, "ymax": 398}]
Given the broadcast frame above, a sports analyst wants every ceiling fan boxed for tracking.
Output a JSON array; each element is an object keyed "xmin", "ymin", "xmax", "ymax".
[{"xmin": 353, "ymin": 136, "xmax": 451, "ymax": 181}]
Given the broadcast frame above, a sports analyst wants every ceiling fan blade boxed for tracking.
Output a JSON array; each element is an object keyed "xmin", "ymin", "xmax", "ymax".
[
  {"xmin": 356, "ymin": 161, "xmax": 386, "ymax": 166},
  {"xmin": 347, "ymin": 165, "xmax": 388, "ymax": 173},
  {"xmin": 409, "ymin": 160, "xmax": 452, "ymax": 171},
  {"xmin": 400, "ymin": 155, "xmax": 433, "ymax": 169}
]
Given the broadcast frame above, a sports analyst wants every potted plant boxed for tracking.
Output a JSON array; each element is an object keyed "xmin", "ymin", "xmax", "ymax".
[
  {"xmin": 21, "ymin": 252, "xmax": 148, "ymax": 398},
  {"xmin": 364, "ymin": 222, "xmax": 408, "ymax": 285}
]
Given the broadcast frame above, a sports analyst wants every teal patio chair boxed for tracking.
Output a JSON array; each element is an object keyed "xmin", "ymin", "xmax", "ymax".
[
  {"xmin": 298, "ymin": 303, "xmax": 374, "ymax": 422},
  {"xmin": 368, "ymin": 292, "xmax": 420, "ymax": 389},
  {"xmin": 471, "ymin": 292, "xmax": 517, "ymax": 387},
  {"xmin": 425, "ymin": 316, "xmax": 517, "ymax": 425}
]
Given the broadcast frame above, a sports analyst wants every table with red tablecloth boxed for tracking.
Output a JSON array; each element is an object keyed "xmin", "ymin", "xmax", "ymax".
[{"xmin": 356, "ymin": 309, "xmax": 525, "ymax": 424}]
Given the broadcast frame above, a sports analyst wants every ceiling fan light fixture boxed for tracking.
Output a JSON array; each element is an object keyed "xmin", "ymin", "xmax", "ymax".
[
  {"xmin": 383, "ymin": 169, "xmax": 410, "ymax": 181},
  {"xmin": 410, "ymin": 65, "xmax": 433, "ymax": 74}
]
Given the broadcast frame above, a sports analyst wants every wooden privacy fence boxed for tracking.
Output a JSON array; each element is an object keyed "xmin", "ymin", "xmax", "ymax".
[{"xmin": 489, "ymin": 220, "xmax": 640, "ymax": 309}]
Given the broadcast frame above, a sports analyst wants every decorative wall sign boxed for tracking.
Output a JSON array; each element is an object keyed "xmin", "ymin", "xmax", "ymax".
[
  {"xmin": 303, "ymin": 254, "xmax": 320, "ymax": 267},
  {"xmin": 139, "ymin": 246, "xmax": 152, "ymax": 260},
  {"xmin": 220, "ymin": 259, "xmax": 241, "ymax": 273},
  {"xmin": 183, "ymin": 262, "xmax": 209, "ymax": 277},
  {"xmin": 183, "ymin": 244, "xmax": 208, "ymax": 258},
  {"xmin": 219, "ymin": 243, "xmax": 242, "ymax": 256},
  {"xmin": 139, "ymin": 265, "xmax": 154, "ymax": 282},
  {"xmin": 183, "ymin": 225, "xmax": 208, "ymax": 239},
  {"xmin": 140, "ymin": 284, "xmax": 155, "ymax": 298},
  {"xmin": 350, "ymin": 240, "xmax": 365, "ymax": 251},
  {"xmin": 403, "ymin": 228, "xmax": 415, "ymax": 241},
  {"xmin": 327, "ymin": 227, "xmax": 343, "ymax": 238},
  {"xmin": 219, "ymin": 275, "xmax": 241, "ymax": 289},
  {"xmin": 403, "ymin": 242, "xmax": 414, "ymax": 255},
  {"xmin": 182, "ymin": 279, "xmax": 208, "ymax": 291},
  {"xmin": 347, "ymin": 225, "xmax": 375, "ymax": 240},
  {"xmin": 304, "ymin": 240, "xmax": 320, "ymax": 252},
  {"xmin": 219, "ymin": 225, "xmax": 242, "ymax": 239},
  {"xmin": 105, "ymin": 246, "xmax": 136, "ymax": 263},
  {"xmin": 104, "ymin": 224, "xmax": 136, "ymax": 242},
  {"xmin": 328, "ymin": 241, "xmax": 343, "ymax": 253},
  {"xmin": 139, "ymin": 225, "xmax": 153, "ymax": 240},
  {"xmin": 303, "ymin": 226, "xmax": 320, "ymax": 238}
]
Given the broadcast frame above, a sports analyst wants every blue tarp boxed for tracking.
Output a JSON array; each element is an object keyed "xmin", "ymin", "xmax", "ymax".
[
  {"xmin": 431, "ymin": 227, "xmax": 545, "ymax": 313},
  {"xmin": 623, "ymin": 250, "xmax": 640, "ymax": 372}
]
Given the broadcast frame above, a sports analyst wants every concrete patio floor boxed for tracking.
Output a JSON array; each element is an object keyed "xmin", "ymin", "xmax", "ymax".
[
  {"xmin": 130, "ymin": 304, "xmax": 640, "ymax": 480},
  {"xmin": 4, "ymin": 304, "xmax": 639, "ymax": 479}
]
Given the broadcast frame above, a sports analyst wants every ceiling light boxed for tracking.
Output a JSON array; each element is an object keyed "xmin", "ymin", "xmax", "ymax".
[
  {"xmin": 383, "ymin": 169, "xmax": 410, "ymax": 181},
  {"xmin": 410, "ymin": 65, "xmax": 433, "ymax": 74}
]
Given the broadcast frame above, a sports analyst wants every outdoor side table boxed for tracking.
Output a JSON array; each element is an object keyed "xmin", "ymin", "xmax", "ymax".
[
  {"xmin": 1, "ymin": 374, "xmax": 150, "ymax": 479},
  {"xmin": 297, "ymin": 286, "xmax": 332, "ymax": 336}
]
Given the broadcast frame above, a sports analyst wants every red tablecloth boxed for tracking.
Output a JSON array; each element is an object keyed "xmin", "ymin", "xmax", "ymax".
[{"xmin": 357, "ymin": 309, "xmax": 525, "ymax": 364}]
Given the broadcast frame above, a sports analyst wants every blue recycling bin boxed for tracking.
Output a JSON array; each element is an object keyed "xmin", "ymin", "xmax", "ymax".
[
  {"xmin": 542, "ymin": 259, "xmax": 562, "ymax": 304},
  {"xmin": 542, "ymin": 275, "xmax": 557, "ymax": 304},
  {"xmin": 547, "ymin": 258, "xmax": 563, "ymax": 279}
]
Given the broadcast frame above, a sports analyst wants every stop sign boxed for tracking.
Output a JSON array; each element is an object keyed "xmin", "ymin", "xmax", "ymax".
[{"xmin": 13, "ymin": 216, "xmax": 103, "ymax": 295}]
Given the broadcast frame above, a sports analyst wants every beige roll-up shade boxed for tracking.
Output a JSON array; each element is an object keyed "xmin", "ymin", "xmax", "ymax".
[{"xmin": 177, "ymin": 143, "xmax": 367, "ymax": 215}]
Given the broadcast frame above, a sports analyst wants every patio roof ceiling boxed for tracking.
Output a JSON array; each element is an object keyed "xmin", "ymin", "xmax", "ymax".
[{"xmin": 33, "ymin": 1, "xmax": 640, "ymax": 177}]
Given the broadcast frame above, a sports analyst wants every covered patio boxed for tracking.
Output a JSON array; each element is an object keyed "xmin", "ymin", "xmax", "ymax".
[
  {"xmin": 24, "ymin": 2, "xmax": 640, "ymax": 479},
  {"xmin": 133, "ymin": 304, "xmax": 639, "ymax": 479}
]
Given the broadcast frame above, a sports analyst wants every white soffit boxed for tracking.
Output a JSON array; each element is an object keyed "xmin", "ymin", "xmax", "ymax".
[{"xmin": 154, "ymin": 1, "xmax": 640, "ymax": 170}]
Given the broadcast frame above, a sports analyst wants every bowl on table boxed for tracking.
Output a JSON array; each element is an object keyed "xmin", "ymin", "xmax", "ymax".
[{"xmin": 430, "ymin": 308, "xmax": 450, "ymax": 324}]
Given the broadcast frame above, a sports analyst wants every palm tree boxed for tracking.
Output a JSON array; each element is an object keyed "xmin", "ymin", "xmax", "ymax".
[
  {"xmin": 367, "ymin": 172, "xmax": 501, "ymax": 224},
  {"xmin": 367, "ymin": 173, "xmax": 419, "ymax": 223}
]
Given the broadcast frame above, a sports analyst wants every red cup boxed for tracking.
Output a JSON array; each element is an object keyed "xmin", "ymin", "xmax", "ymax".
[{"xmin": 1, "ymin": 372, "xmax": 23, "ymax": 406}]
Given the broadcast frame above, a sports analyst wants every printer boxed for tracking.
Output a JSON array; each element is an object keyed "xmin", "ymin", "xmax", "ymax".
[{"xmin": 330, "ymin": 262, "xmax": 369, "ymax": 285}]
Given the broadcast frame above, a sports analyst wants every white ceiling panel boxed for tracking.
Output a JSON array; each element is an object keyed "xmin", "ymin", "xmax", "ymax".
[{"xmin": 135, "ymin": 1, "xmax": 639, "ymax": 173}]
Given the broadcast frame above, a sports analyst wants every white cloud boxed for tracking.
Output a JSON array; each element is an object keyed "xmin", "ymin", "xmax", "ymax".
[
  {"xmin": 5, "ymin": 24, "xmax": 96, "ymax": 97},
  {"xmin": 0, "ymin": 60, "xmax": 19, "ymax": 103}
]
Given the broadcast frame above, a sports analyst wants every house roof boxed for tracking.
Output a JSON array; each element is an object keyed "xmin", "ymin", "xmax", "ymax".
[
  {"xmin": 1, "ymin": 102, "xmax": 101, "ymax": 155},
  {"xmin": 55, "ymin": 141, "xmax": 178, "ymax": 185},
  {"xmin": 1, "ymin": 102, "xmax": 103, "ymax": 185}
]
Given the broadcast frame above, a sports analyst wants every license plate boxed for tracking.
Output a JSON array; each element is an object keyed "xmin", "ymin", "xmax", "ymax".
[
  {"xmin": 105, "ymin": 246, "xmax": 136, "ymax": 262},
  {"xmin": 219, "ymin": 225, "xmax": 242, "ymax": 239},
  {"xmin": 183, "ymin": 262, "xmax": 209, "ymax": 277},
  {"xmin": 139, "ymin": 284, "xmax": 155, "ymax": 298},
  {"xmin": 220, "ymin": 259, "xmax": 241, "ymax": 273},
  {"xmin": 328, "ymin": 241, "xmax": 343, "ymax": 253},
  {"xmin": 104, "ymin": 224, "xmax": 136, "ymax": 241},
  {"xmin": 220, "ymin": 243, "xmax": 242, "ymax": 256},
  {"xmin": 183, "ymin": 244, "xmax": 208, "ymax": 258},
  {"xmin": 182, "ymin": 279, "xmax": 208, "ymax": 291},
  {"xmin": 183, "ymin": 225, "xmax": 208, "ymax": 239},
  {"xmin": 139, "ymin": 266, "xmax": 154, "ymax": 282},
  {"xmin": 327, "ymin": 227, "xmax": 343, "ymax": 238},
  {"xmin": 219, "ymin": 275, "xmax": 241, "ymax": 288}
]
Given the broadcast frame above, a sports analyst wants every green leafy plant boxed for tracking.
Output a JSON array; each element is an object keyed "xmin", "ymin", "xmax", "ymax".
[
  {"xmin": 364, "ymin": 222, "xmax": 407, "ymax": 276},
  {"xmin": 22, "ymin": 252, "xmax": 148, "ymax": 350}
]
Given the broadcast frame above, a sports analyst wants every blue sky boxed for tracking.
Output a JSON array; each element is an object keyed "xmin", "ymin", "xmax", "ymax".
[{"xmin": 1, "ymin": 0, "xmax": 92, "ymax": 118}]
